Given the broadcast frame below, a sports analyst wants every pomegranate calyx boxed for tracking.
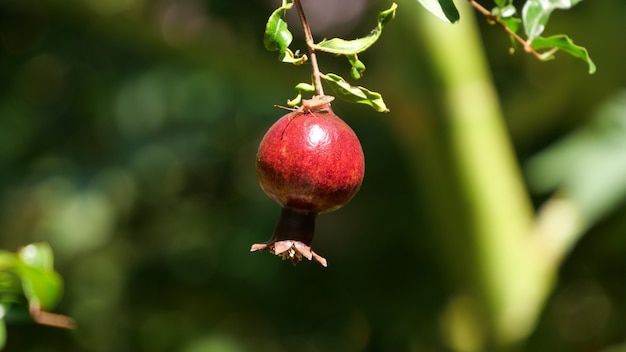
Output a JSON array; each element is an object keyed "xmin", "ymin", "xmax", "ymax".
[{"xmin": 250, "ymin": 240, "xmax": 327, "ymax": 267}]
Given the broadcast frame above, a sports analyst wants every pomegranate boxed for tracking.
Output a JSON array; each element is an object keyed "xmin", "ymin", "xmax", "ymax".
[{"xmin": 251, "ymin": 96, "xmax": 365, "ymax": 267}]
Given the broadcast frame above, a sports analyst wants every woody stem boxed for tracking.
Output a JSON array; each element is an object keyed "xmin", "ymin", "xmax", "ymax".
[{"xmin": 294, "ymin": 0, "xmax": 324, "ymax": 96}]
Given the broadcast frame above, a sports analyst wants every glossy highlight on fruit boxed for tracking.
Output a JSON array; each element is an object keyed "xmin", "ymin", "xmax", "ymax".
[{"xmin": 251, "ymin": 99, "xmax": 364, "ymax": 267}]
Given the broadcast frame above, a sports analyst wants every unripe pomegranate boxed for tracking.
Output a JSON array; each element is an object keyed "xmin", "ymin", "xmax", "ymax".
[{"xmin": 251, "ymin": 96, "xmax": 365, "ymax": 267}]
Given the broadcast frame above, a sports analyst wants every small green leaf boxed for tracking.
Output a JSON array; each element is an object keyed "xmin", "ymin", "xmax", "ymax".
[
  {"xmin": 294, "ymin": 82, "xmax": 315, "ymax": 93},
  {"xmin": 348, "ymin": 55, "xmax": 366, "ymax": 80},
  {"xmin": 263, "ymin": 0, "xmax": 293, "ymax": 52},
  {"xmin": 264, "ymin": 0, "xmax": 307, "ymax": 65},
  {"xmin": 522, "ymin": 0, "xmax": 584, "ymax": 40},
  {"xmin": 287, "ymin": 94, "xmax": 302, "ymax": 107},
  {"xmin": 416, "ymin": 0, "xmax": 459, "ymax": 23},
  {"xmin": 321, "ymin": 73, "xmax": 389, "ymax": 112},
  {"xmin": 15, "ymin": 243, "xmax": 63, "ymax": 310},
  {"xmin": 502, "ymin": 16, "xmax": 521, "ymax": 34},
  {"xmin": 286, "ymin": 82, "xmax": 316, "ymax": 106},
  {"xmin": 499, "ymin": 4, "xmax": 517, "ymax": 18},
  {"xmin": 16, "ymin": 264, "xmax": 62, "ymax": 310},
  {"xmin": 501, "ymin": 16, "xmax": 522, "ymax": 50},
  {"xmin": 312, "ymin": 3, "xmax": 397, "ymax": 55},
  {"xmin": 531, "ymin": 34, "xmax": 596, "ymax": 74}
]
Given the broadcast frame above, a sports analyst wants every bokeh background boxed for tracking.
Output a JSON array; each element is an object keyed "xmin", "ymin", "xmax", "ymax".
[{"xmin": 1, "ymin": 0, "xmax": 625, "ymax": 351}]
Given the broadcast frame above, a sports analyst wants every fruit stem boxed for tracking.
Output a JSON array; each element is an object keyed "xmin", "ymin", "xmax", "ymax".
[
  {"xmin": 273, "ymin": 207, "xmax": 316, "ymax": 245},
  {"xmin": 294, "ymin": 0, "xmax": 325, "ymax": 96}
]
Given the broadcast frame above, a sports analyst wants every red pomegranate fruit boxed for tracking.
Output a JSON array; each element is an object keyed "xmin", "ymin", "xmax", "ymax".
[{"xmin": 251, "ymin": 96, "xmax": 365, "ymax": 267}]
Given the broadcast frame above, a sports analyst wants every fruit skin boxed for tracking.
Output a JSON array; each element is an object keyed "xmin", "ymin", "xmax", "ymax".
[{"xmin": 251, "ymin": 103, "xmax": 364, "ymax": 266}]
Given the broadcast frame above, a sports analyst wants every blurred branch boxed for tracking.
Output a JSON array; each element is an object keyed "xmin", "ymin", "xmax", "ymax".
[
  {"xmin": 411, "ymin": 2, "xmax": 557, "ymax": 349},
  {"xmin": 530, "ymin": 195, "xmax": 584, "ymax": 268}
]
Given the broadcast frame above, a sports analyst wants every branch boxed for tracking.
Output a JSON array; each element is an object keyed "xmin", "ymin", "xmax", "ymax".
[
  {"xmin": 467, "ymin": 0, "xmax": 543, "ymax": 59},
  {"xmin": 294, "ymin": 0, "xmax": 324, "ymax": 96}
]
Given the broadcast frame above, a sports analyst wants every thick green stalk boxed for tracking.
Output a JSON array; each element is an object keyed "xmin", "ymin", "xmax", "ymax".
[{"xmin": 408, "ymin": 2, "xmax": 555, "ymax": 348}]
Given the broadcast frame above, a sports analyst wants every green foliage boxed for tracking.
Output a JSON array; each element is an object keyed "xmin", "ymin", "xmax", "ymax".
[
  {"xmin": 521, "ymin": 0, "xmax": 595, "ymax": 72},
  {"xmin": 312, "ymin": 3, "xmax": 397, "ymax": 55},
  {"xmin": 287, "ymin": 82, "xmax": 316, "ymax": 107},
  {"xmin": 416, "ymin": 0, "xmax": 460, "ymax": 23},
  {"xmin": 321, "ymin": 74, "xmax": 389, "ymax": 112},
  {"xmin": 0, "ymin": 0, "xmax": 624, "ymax": 351},
  {"xmin": 263, "ymin": 2, "xmax": 396, "ymax": 111},
  {"xmin": 522, "ymin": 0, "xmax": 584, "ymax": 40},
  {"xmin": 415, "ymin": 0, "xmax": 595, "ymax": 72},
  {"xmin": 19, "ymin": 243, "xmax": 61, "ymax": 308},
  {"xmin": 263, "ymin": 0, "xmax": 307, "ymax": 65},
  {"xmin": 0, "ymin": 243, "xmax": 67, "ymax": 349},
  {"xmin": 531, "ymin": 35, "xmax": 596, "ymax": 73}
]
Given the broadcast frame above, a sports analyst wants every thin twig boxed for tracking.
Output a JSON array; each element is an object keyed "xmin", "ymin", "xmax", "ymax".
[
  {"xmin": 294, "ymin": 0, "xmax": 324, "ymax": 96},
  {"xmin": 467, "ymin": 0, "xmax": 543, "ymax": 59}
]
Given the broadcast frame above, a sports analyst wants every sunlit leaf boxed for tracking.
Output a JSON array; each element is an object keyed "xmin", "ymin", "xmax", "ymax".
[
  {"xmin": 294, "ymin": 82, "xmax": 315, "ymax": 93},
  {"xmin": 321, "ymin": 73, "xmax": 388, "ymax": 112},
  {"xmin": 500, "ymin": 4, "xmax": 517, "ymax": 18},
  {"xmin": 416, "ymin": 0, "xmax": 459, "ymax": 23},
  {"xmin": 531, "ymin": 35, "xmax": 596, "ymax": 73},
  {"xmin": 263, "ymin": 0, "xmax": 293, "ymax": 52},
  {"xmin": 522, "ymin": 0, "xmax": 584, "ymax": 40},
  {"xmin": 263, "ymin": 0, "xmax": 307, "ymax": 65},
  {"xmin": 286, "ymin": 82, "xmax": 316, "ymax": 106},
  {"xmin": 16, "ymin": 264, "xmax": 62, "ymax": 310},
  {"xmin": 15, "ymin": 244, "xmax": 63, "ymax": 310},
  {"xmin": 313, "ymin": 3, "xmax": 397, "ymax": 55}
]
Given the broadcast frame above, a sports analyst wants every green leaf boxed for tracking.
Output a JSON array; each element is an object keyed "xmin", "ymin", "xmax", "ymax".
[
  {"xmin": 263, "ymin": 0, "xmax": 293, "ymax": 52},
  {"xmin": 321, "ymin": 73, "xmax": 389, "ymax": 112},
  {"xmin": 15, "ymin": 243, "xmax": 63, "ymax": 310},
  {"xmin": 263, "ymin": 0, "xmax": 307, "ymax": 65},
  {"xmin": 312, "ymin": 3, "xmax": 397, "ymax": 55},
  {"xmin": 286, "ymin": 82, "xmax": 316, "ymax": 107},
  {"xmin": 16, "ymin": 264, "xmax": 62, "ymax": 310},
  {"xmin": 499, "ymin": 4, "xmax": 517, "ymax": 18},
  {"xmin": 531, "ymin": 35, "xmax": 596, "ymax": 74},
  {"xmin": 0, "ymin": 271, "xmax": 22, "ymax": 301},
  {"xmin": 416, "ymin": 0, "xmax": 459, "ymax": 23},
  {"xmin": 294, "ymin": 82, "xmax": 315, "ymax": 93},
  {"xmin": 348, "ymin": 55, "xmax": 366, "ymax": 80},
  {"xmin": 522, "ymin": 0, "xmax": 584, "ymax": 40}
]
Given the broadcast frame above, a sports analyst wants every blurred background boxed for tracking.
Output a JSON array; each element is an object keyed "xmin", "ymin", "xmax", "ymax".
[{"xmin": 1, "ymin": 0, "xmax": 625, "ymax": 351}]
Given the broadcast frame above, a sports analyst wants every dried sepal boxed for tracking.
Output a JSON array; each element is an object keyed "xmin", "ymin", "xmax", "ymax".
[{"xmin": 250, "ymin": 240, "xmax": 327, "ymax": 267}]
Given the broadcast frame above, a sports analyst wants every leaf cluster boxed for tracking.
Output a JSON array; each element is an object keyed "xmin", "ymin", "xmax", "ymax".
[
  {"xmin": 418, "ymin": 0, "xmax": 595, "ymax": 73},
  {"xmin": 0, "ymin": 243, "xmax": 71, "ymax": 350},
  {"xmin": 264, "ymin": 0, "xmax": 397, "ymax": 112}
]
